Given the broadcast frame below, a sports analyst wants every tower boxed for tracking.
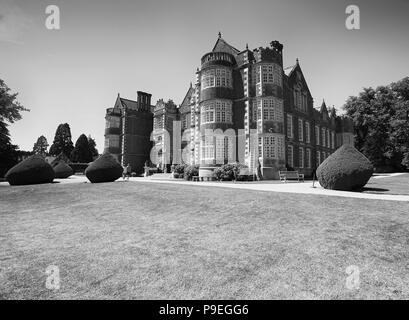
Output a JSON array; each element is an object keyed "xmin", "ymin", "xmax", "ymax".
[{"xmin": 250, "ymin": 41, "xmax": 286, "ymax": 179}]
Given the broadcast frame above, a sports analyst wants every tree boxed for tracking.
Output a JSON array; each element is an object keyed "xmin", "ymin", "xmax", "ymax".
[
  {"xmin": 390, "ymin": 78, "xmax": 409, "ymax": 168},
  {"xmin": 343, "ymin": 77, "xmax": 409, "ymax": 171},
  {"xmin": 0, "ymin": 79, "xmax": 29, "ymax": 176},
  {"xmin": 49, "ymin": 123, "xmax": 74, "ymax": 157},
  {"xmin": 70, "ymin": 134, "xmax": 93, "ymax": 163},
  {"xmin": 32, "ymin": 135, "xmax": 49, "ymax": 157},
  {"xmin": 87, "ymin": 135, "xmax": 99, "ymax": 158}
]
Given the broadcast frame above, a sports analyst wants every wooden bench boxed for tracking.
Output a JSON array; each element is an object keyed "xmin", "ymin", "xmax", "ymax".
[
  {"xmin": 192, "ymin": 176, "xmax": 214, "ymax": 182},
  {"xmin": 279, "ymin": 171, "xmax": 304, "ymax": 183}
]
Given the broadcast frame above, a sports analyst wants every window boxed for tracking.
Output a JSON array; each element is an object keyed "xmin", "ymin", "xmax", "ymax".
[
  {"xmin": 316, "ymin": 150, "xmax": 321, "ymax": 165},
  {"xmin": 264, "ymin": 136, "xmax": 277, "ymax": 159},
  {"xmin": 261, "ymin": 98, "xmax": 284, "ymax": 122},
  {"xmin": 298, "ymin": 119, "xmax": 303, "ymax": 142},
  {"xmin": 293, "ymin": 89, "xmax": 307, "ymax": 112},
  {"xmin": 202, "ymin": 136, "xmax": 214, "ymax": 160},
  {"xmin": 252, "ymin": 100, "xmax": 257, "ymax": 122},
  {"xmin": 201, "ymin": 68, "xmax": 232, "ymax": 89},
  {"xmin": 306, "ymin": 148, "xmax": 311, "ymax": 168},
  {"xmin": 305, "ymin": 121, "xmax": 310, "ymax": 143},
  {"xmin": 215, "ymin": 136, "xmax": 225, "ymax": 164},
  {"xmin": 105, "ymin": 135, "xmax": 119, "ymax": 148},
  {"xmin": 262, "ymin": 135, "xmax": 284, "ymax": 159},
  {"xmin": 321, "ymin": 128, "xmax": 326, "ymax": 147},
  {"xmin": 326, "ymin": 129, "xmax": 330, "ymax": 148},
  {"xmin": 299, "ymin": 147, "xmax": 304, "ymax": 168},
  {"xmin": 315, "ymin": 125, "xmax": 320, "ymax": 146},
  {"xmin": 331, "ymin": 131, "xmax": 335, "ymax": 149},
  {"xmin": 201, "ymin": 100, "xmax": 232, "ymax": 124},
  {"xmin": 287, "ymin": 114, "xmax": 293, "ymax": 138},
  {"xmin": 287, "ymin": 145, "xmax": 294, "ymax": 168},
  {"xmin": 106, "ymin": 116, "xmax": 120, "ymax": 128},
  {"xmin": 257, "ymin": 64, "xmax": 282, "ymax": 86},
  {"xmin": 301, "ymin": 93, "xmax": 308, "ymax": 112}
]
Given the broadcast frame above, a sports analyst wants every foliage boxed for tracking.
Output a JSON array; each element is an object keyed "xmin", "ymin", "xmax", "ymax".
[
  {"xmin": 344, "ymin": 77, "xmax": 409, "ymax": 171},
  {"xmin": 183, "ymin": 165, "xmax": 199, "ymax": 180},
  {"xmin": 5, "ymin": 154, "xmax": 54, "ymax": 186},
  {"xmin": 316, "ymin": 145, "xmax": 373, "ymax": 191},
  {"xmin": 173, "ymin": 164, "xmax": 186, "ymax": 176},
  {"xmin": 85, "ymin": 153, "xmax": 123, "ymax": 183},
  {"xmin": 87, "ymin": 135, "xmax": 99, "ymax": 158},
  {"xmin": 70, "ymin": 134, "xmax": 93, "ymax": 163},
  {"xmin": 49, "ymin": 123, "xmax": 74, "ymax": 157},
  {"xmin": 213, "ymin": 163, "xmax": 247, "ymax": 181},
  {"xmin": 0, "ymin": 79, "xmax": 29, "ymax": 124},
  {"xmin": 0, "ymin": 79, "xmax": 29, "ymax": 176},
  {"xmin": 53, "ymin": 161, "xmax": 74, "ymax": 179},
  {"xmin": 32, "ymin": 135, "xmax": 49, "ymax": 156}
]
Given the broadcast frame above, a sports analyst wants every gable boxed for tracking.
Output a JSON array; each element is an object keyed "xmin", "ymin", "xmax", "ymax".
[
  {"xmin": 181, "ymin": 85, "xmax": 195, "ymax": 107},
  {"xmin": 287, "ymin": 64, "xmax": 312, "ymax": 98},
  {"xmin": 212, "ymin": 38, "xmax": 240, "ymax": 56}
]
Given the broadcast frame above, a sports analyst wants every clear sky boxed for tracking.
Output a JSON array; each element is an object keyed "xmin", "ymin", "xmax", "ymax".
[{"xmin": 1, "ymin": 0, "xmax": 408, "ymax": 152}]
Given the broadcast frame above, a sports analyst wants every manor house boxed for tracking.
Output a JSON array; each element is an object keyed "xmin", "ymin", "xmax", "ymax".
[{"xmin": 104, "ymin": 34, "xmax": 354, "ymax": 179}]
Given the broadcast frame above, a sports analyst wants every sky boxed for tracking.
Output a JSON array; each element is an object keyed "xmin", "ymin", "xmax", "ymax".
[{"xmin": 1, "ymin": 0, "xmax": 408, "ymax": 152}]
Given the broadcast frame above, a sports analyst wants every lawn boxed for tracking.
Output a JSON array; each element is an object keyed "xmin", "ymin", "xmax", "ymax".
[
  {"xmin": 362, "ymin": 173, "xmax": 409, "ymax": 195},
  {"xmin": 1, "ymin": 180, "xmax": 409, "ymax": 299}
]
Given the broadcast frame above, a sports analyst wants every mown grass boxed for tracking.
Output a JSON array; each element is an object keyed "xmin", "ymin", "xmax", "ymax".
[{"xmin": 1, "ymin": 180, "xmax": 409, "ymax": 299}]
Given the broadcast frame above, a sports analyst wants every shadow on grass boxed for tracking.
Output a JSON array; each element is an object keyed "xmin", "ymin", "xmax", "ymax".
[{"xmin": 355, "ymin": 187, "xmax": 390, "ymax": 193}]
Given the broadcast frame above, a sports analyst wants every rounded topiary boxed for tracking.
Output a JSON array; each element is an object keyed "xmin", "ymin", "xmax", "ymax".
[
  {"xmin": 85, "ymin": 153, "xmax": 122, "ymax": 183},
  {"xmin": 5, "ymin": 155, "xmax": 55, "ymax": 186},
  {"xmin": 53, "ymin": 161, "xmax": 74, "ymax": 179},
  {"xmin": 316, "ymin": 145, "xmax": 374, "ymax": 191}
]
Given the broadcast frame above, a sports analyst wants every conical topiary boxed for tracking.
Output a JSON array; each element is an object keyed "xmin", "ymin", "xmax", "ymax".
[
  {"xmin": 316, "ymin": 145, "xmax": 374, "ymax": 191},
  {"xmin": 85, "ymin": 153, "xmax": 123, "ymax": 183},
  {"xmin": 5, "ymin": 154, "xmax": 55, "ymax": 186},
  {"xmin": 53, "ymin": 161, "xmax": 74, "ymax": 179}
]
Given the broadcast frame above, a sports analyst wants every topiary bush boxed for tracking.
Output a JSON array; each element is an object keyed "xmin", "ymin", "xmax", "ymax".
[
  {"xmin": 53, "ymin": 161, "xmax": 74, "ymax": 179},
  {"xmin": 5, "ymin": 154, "xmax": 55, "ymax": 186},
  {"xmin": 316, "ymin": 145, "xmax": 374, "ymax": 191},
  {"xmin": 85, "ymin": 153, "xmax": 123, "ymax": 183}
]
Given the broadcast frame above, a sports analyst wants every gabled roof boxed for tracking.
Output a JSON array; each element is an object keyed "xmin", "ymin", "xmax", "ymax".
[
  {"xmin": 285, "ymin": 59, "xmax": 312, "ymax": 97},
  {"xmin": 180, "ymin": 83, "xmax": 195, "ymax": 107},
  {"xmin": 212, "ymin": 35, "xmax": 240, "ymax": 55},
  {"xmin": 120, "ymin": 98, "xmax": 138, "ymax": 110},
  {"xmin": 113, "ymin": 94, "xmax": 138, "ymax": 110},
  {"xmin": 320, "ymin": 100, "xmax": 328, "ymax": 114}
]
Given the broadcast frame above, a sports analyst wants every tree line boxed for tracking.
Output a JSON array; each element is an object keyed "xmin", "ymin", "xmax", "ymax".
[
  {"xmin": 343, "ymin": 77, "xmax": 409, "ymax": 171},
  {"xmin": 33, "ymin": 124, "xmax": 99, "ymax": 162}
]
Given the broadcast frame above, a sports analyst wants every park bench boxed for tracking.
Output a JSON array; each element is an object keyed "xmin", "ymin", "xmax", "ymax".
[
  {"xmin": 279, "ymin": 170, "xmax": 304, "ymax": 183},
  {"xmin": 192, "ymin": 176, "xmax": 213, "ymax": 182}
]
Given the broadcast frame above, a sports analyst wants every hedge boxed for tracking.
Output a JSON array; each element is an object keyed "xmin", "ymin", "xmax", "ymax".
[{"xmin": 5, "ymin": 155, "xmax": 55, "ymax": 186}]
